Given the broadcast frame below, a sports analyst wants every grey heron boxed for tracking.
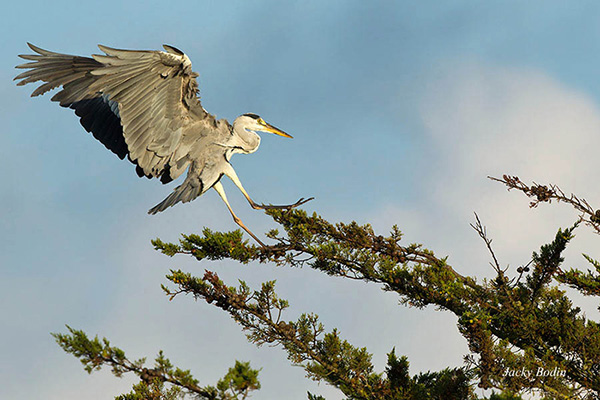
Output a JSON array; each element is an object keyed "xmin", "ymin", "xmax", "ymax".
[{"xmin": 15, "ymin": 43, "xmax": 312, "ymax": 246}]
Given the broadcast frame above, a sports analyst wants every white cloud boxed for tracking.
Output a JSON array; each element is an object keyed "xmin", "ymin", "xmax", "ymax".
[{"xmin": 421, "ymin": 61, "xmax": 600, "ymax": 185}]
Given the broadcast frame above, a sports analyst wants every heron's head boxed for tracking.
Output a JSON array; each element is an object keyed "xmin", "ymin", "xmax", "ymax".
[{"xmin": 234, "ymin": 113, "xmax": 293, "ymax": 138}]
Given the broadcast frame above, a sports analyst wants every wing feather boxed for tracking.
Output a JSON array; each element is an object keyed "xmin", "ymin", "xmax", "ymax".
[{"xmin": 15, "ymin": 42, "xmax": 218, "ymax": 183}]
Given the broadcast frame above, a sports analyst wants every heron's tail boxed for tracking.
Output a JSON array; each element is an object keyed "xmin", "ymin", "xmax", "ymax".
[{"xmin": 148, "ymin": 175, "xmax": 204, "ymax": 214}]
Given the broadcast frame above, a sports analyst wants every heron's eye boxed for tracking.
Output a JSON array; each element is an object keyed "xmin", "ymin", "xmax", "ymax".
[{"xmin": 258, "ymin": 118, "xmax": 265, "ymax": 125}]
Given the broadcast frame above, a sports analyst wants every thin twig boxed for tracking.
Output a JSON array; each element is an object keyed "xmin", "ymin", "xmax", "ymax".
[{"xmin": 470, "ymin": 213, "xmax": 503, "ymax": 275}]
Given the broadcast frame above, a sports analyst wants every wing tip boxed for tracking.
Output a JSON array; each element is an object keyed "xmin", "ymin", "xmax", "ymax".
[
  {"xmin": 162, "ymin": 44, "xmax": 185, "ymax": 56},
  {"xmin": 26, "ymin": 42, "xmax": 54, "ymax": 55},
  {"xmin": 15, "ymin": 43, "xmax": 46, "ymax": 64},
  {"xmin": 27, "ymin": 42, "xmax": 39, "ymax": 52},
  {"xmin": 97, "ymin": 44, "xmax": 112, "ymax": 54}
]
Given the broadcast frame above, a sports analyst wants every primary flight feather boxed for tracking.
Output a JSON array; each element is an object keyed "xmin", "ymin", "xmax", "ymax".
[{"xmin": 15, "ymin": 43, "xmax": 311, "ymax": 246}]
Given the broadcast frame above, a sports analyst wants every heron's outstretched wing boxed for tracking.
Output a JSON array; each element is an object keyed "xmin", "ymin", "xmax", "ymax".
[{"xmin": 15, "ymin": 43, "xmax": 218, "ymax": 183}]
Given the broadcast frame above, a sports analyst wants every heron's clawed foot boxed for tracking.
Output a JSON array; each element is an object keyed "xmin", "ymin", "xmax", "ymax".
[
  {"xmin": 288, "ymin": 196, "xmax": 314, "ymax": 208},
  {"xmin": 253, "ymin": 197, "xmax": 314, "ymax": 210}
]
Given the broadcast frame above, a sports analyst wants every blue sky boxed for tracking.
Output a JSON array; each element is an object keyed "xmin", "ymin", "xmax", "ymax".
[{"xmin": 4, "ymin": 2, "xmax": 600, "ymax": 399}]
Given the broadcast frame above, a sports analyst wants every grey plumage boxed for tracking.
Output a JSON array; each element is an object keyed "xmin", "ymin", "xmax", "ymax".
[{"xmin": 15, "ymin": 43, "xmax": 311, "ymax": 246}]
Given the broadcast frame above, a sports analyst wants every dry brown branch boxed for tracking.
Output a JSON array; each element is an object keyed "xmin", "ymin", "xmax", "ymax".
[{"xmin": 489, "ymin": 175, "xmax": 600, "ymax": 234}]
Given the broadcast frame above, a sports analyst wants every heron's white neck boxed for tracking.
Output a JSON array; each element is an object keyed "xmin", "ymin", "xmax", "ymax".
[{"xmin": 231, "ymin": 119, "xmax": 261, "ymax": 154}]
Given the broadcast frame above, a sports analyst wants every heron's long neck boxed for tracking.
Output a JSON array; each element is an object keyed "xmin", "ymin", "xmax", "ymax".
[{"xmin": 232, "ymin": 123, "xmax": 261, "ymax": 154}]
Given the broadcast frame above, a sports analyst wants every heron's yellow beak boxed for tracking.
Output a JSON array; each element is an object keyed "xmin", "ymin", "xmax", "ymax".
[{"xmin": 260, "ymin": 121, "xmax": 293, "ymax": 138}]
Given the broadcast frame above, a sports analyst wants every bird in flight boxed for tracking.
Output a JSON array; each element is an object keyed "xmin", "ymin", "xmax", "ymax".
[{"xmin": 15, "ymin": 43, "xmax": 312, "ymax": 246}]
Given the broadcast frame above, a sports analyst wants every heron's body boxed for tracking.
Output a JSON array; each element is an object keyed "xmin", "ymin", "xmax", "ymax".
[
  {"xmin": 15, "ymin": 43, "xmax": 309, "ymax": 245},
  {"xmin": 149, "ymin": 116, "xmax": 261, "ymax": 214}
]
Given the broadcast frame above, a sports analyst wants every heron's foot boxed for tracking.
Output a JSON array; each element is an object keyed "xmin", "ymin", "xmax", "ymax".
[{"xmin": 253, "ymin": 197, "xmax": 314, "ymax": 210}]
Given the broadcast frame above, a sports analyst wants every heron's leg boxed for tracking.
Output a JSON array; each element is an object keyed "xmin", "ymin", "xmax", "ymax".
[
  {"xmin": 223, "ymin": 164, "xmax": 314, "ymax": 210},
  {"xmin": 213, "ymin": 182, "xmax": 266, "ymax": 247}
]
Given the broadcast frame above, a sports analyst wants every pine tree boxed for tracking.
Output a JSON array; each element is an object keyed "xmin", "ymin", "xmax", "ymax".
[{"xmin": 54, "ymin": 175, "xmax": 600, "ymax": 399}]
